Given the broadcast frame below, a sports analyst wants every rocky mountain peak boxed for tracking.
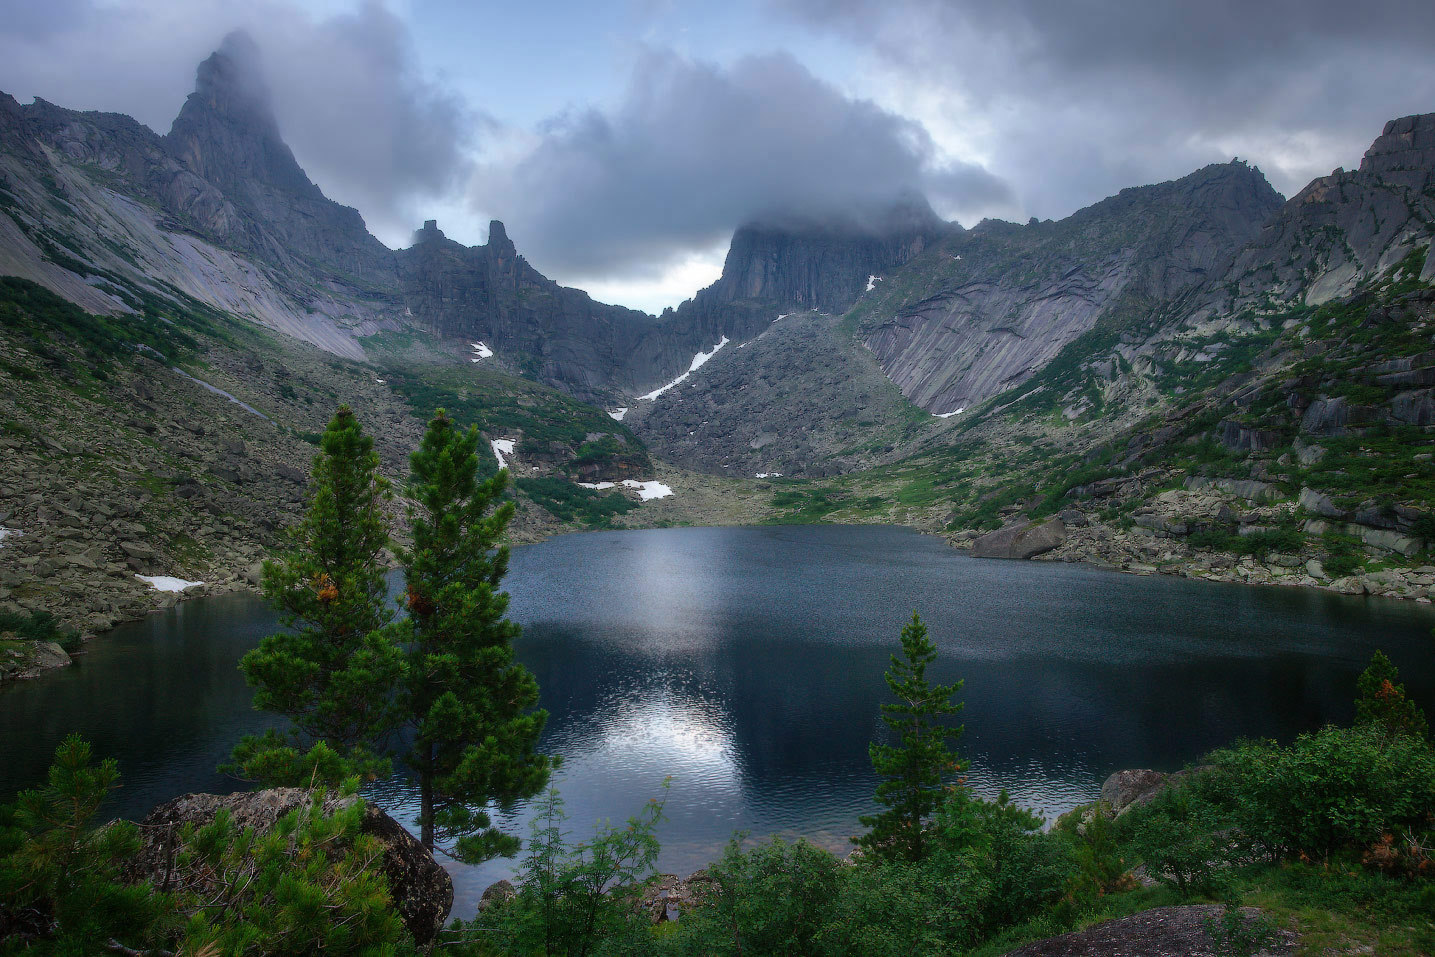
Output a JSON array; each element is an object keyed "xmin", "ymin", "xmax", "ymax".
[
  {"xmin": 165, "ymin": 31, "xmax": 319, "ymax": 201},
  {"xmin": 1360, "ymin": 112, "xmax": 1435, "ymax": 176},
  {"xmin": 487, "ymin": 220, "xmax": 516, "ymax": 258}
]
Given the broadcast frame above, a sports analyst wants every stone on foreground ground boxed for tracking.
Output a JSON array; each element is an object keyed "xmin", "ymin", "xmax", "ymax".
[
  {"xmin": 1002, "ymin": 905, "xmax": 1294, "ymax": 956},
  {"xmin": 128, "ymin": 788, "xmax": 453, "ymax": 944}
]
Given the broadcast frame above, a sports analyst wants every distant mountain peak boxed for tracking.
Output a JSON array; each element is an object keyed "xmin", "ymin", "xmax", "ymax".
[
  {"xmin": 165, "ymin": 31, "xmax": 319, "ymax": 201},
  {"xmin": 191, "ymin": 32, "xmax": 276, "ymax": 135}
]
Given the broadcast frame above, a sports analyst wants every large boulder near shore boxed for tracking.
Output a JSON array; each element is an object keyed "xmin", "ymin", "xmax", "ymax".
[
  {"xmin": 129, "ymin": 788, "xmax": 453, "ymax": 944},
  {"xmin": 971, "ymin": 518, "xmax": 1066, "ymax": 560}
]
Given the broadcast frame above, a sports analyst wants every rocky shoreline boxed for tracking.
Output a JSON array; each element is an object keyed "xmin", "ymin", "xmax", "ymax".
[{"xmin": 946, "ymin": 472, "xmax": 1435, "ymax": 604}]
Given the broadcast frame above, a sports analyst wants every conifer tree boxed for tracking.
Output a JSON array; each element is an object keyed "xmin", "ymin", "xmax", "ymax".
[
  {"xmin": 397, "ymin": 410, "xmax": 553, "ymax": 861},
  {"xmin": 856, "ymin": 612, "xmax": 965, "ymax": 862},
  {"xmin": 1355, "ymin": 650, "xmax": 1429, "ymax": 741},
  {"xmin": 230, "ymin": 405, "xmax": 402, "ymax": 785}
]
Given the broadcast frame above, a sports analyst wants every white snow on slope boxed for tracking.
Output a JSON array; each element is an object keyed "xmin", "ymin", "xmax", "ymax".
[
  {"xmin": 579, "ymin": 479, "xmax": 672, "ymax": 500},
  {"xmin": 636, "ymin": 337, "xmax": 730, "ymax": 401},
  {"xmin": 866, "ymin": 275, "xmax": 880, "ymax": 291},
  {"xmin": 0, "ymin": 527, "xmax": 17, "ymax": 546},
  {"xmin": 774, "ymin": 313, "xmax": 793, "ymax": 322},
  {"xmin": 622, "ymin": 480, "xmax": 673, "ymax": 500},
  {"xmin": 934, "ymin": 407, "xmax": 966, "ymax": 419},
  {"xmin": 491, "ymin": 439, "xmax": 515, "ymax": 469},
  {"xmin": 471, "ymin": 341, "xmax": 494, "ymax": 361},
  {"xmin": 755, "ymin": 472, "xmax": 783, "ymax": 479},
  {"xmin": 608, "ymin": 408, "xmax": 629, "ymax": 421},
  {"xmin": 136, "ymin": 575, "xmax": 204, "ymax": 592}
]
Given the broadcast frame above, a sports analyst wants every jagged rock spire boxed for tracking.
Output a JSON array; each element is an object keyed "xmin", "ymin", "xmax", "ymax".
[{"xmin": 165, "ymin": 30, "xmax": 319, "ymax": 200}]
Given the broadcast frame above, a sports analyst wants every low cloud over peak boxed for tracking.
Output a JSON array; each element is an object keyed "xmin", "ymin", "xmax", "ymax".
[{"xmin": 468, "ymin": 48, "xmax": 1012, "ymax": 282}]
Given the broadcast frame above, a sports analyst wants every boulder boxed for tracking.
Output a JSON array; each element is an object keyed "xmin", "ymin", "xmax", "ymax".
[
  {"xmin": 130, "ymin": 788, "xmax": 452, "ymax": 944},
  {"xmin": 478, "ymin": 879, "xmax": 516, "ymax": 913},
  {"xmin": 1099, "ymin": 769, "xmax": 1169, "ymax": 814},
  {"xmin": 1298, "ymin": 487, "xmax": 1344, "ymax": 519},
  {"xmin": 970, "ymin": 518, "xmax": 1067, "ymax": 560}
]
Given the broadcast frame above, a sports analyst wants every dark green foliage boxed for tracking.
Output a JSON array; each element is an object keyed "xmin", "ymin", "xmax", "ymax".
[
  {"xmin": 175, "ymin": 792, "xmax": 415, "ymax": 955},
  {"xmin": 666, "ymin": 837, "xmax": 843, "ymax": 957},
  {"xmin": 0, "ymin": 609, "xmax": 80, "ymax": 653},
  {"xmin": 933, "ymin": 790, "xmax": 1072, "ymax": 934},
  {"xmin": 0, "ymin": 275, "xmax": 200, "ymax": 372},
  {"xmin": 231, "ymin": 406, "xmax": 402, "ymax": 786},
  {"xmin": 470, "ymin": 788, "xmax": 664, "ymax": 957},
  {"xmin": 1119, "ymin": 786, "xmax": 1228, "ymax": 897},
  {"xmin": 1203, "ymin": 901, "xmax": 1277, "ymax": 957},
  {"xmin": 517, "ymin": 477, "xmax": 637, "ymax": 527},
  {"xmin": 857, "ymin": 613, "xmax": 965, "ymax": 862},
  {"xmin": 0, "ymin": 735, "xmax": 170, "ymax": 952},
  {"xmin": 397, "ymin": 410, "xmax": 553, "ymax": 860},
  {"xmin": 1355, "ymin": 651, "xmax": 1430, "ymax": 742},
  {"xmin": 378, "ymin": 363, "xmax": 650, "ymax": 477},
  {"xmin": 1203, "ymin": 726, "xmax": 1435, "ymax": 861},
  {"xmin": 1, "ymin": 738, "xmax": 418, "ymax": 956},
  {"xmin": 1186, "ymin": 525, "xmax": 1304, "ymax": 559}
]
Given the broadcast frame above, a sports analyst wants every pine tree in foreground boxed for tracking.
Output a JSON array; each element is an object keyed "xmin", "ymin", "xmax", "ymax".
[
  {"xmin": 1355, "ymin": 649, "xmax": 1429, "ymax": 742},
  {"xmin": 856, "ymin": 612, "xmax": 966, "ymax": 862},
  {"xmin": 397, "ymin": 410, "xmax": 553, "ymax": 861},
  {"xmin": 230, "ymin": 405, "xmax": 402, "ymax": 786}
]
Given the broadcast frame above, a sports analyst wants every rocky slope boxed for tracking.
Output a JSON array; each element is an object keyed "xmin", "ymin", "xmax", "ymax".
[
  {"xmin": 851, "ymin": 161, "xmax": 1284, "ymax": 414},
  {"xmin": 626, "ymin": 310, "xmax": 927, "ymax": 477}
]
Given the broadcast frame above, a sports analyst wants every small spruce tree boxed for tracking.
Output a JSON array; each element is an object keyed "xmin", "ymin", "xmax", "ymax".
[
  {"xmin": 1355, "ymin": 650, "xmax": 1429, "ymax": 741},
  {"xmin": 397, "ymin": 410, "xmax": 553, "ymax": 861},
  {"xmin": 856, "ymin": 612, "xmax": 965, "ymax": 862},
  {"xmin": 230, "ymin": 405, "xmax": 402, "ymax": 785}
]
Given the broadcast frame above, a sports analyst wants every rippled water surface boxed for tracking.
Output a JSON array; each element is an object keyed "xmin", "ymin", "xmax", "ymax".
[{"xmin": 4, "ymin": 525, "xmax": 1434, "ymax": 911}]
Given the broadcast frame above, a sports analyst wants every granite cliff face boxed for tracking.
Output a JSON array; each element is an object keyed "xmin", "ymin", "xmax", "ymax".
[
  {"xmin": 163, "ymin": 33, "xmax": 395, "ymax": 289},
  {"xmin": 855, "ymin": 162, "xmax": 1284, "ymax": 413}
]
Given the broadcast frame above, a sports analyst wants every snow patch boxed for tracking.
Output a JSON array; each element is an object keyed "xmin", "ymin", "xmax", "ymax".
[
  {"xmin": 471, "ymin": 341, "xmax": 494, "ymax": 361},
  {"xmin": 375, "ymin": 378, "xmax": 386, "ymax": 384},
  {"xmin": 172, "ymin": 368, "xmax": 270, "ymax": 420},
  {"xmin": 865, "ymin": 275, "xmax": 880, "ymax": 291},
  {"xmin": 0, "ymin": 527, "xmax": 17, "ymax": 546},
  {"xmin": 491, "ymin": 439, "xmax": 515, "ymax": 470},
  {"xmin": 136, "ymin": 575, "xmax": 204, "ymax": 592},
  {"xmin": 608, "ymin": 407, "xmax": 629, "ymax": 421},
  {"xmin": 755, "ymin": 472, "xmax": 783, "ymax": 479},
  {"xmin": 577, "ymin": 481, "xmax": 616, "ymax": 490},
  {"xmin": 636, "ymin": 337, "xmax": 730, "ymax": 401},
  {"xmin": 934, "ymin": 407, "xmax": 966, "ymax": 419},
  {"xmin": 622, "ymin": 480, "xmax": 673, "ymax": 500},
  {"xmin": 774, "ymin": 313, "xmax": 793, "ymax": 322}
]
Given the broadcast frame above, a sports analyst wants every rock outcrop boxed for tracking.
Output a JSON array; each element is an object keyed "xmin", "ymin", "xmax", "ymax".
[
  {"xmin": 970, "ymin": 518, "xmax": 1067, "ymax": 560},
  {"xmin": 131, "ymin": 788, "xmax": 453, "ymax": 944},
  {"xmin": 1001, "ymin": 905, "xmax": 1292, "ymax": 956}
]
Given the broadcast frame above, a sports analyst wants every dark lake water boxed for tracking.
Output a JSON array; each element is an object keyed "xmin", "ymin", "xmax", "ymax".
[{"xmin": 3, "ymin": 525, "xmax": 1434, "ymax": 914}]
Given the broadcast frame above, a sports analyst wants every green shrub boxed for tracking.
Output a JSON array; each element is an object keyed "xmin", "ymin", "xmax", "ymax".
[
  {"xmin": 517, "ymin": 477, "xmax": 637, "ymax": 527},
  {"xmin": 469, "ymin": 787, "xmax": 663, "ymax": 957},
  {"xmin": 663, "ymin": 837, "xmax": 843, "ymax": 957},
  {"xmin": 1205, "ymin": 726, "xmax": 1435, "ymax": 861},
  {"xmin": 0, "ymin": 609, "xmax": 80, "ymax": 653},
  {"xmin": 1119, "ymin": 786, "xmax": 1228, "ymax": 897}
]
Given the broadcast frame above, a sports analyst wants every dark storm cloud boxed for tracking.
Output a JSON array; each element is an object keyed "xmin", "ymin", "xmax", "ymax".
[
  {"xmin": 0, "ymin": 1, "xmax": 477, "ymax": 245},
  {"xmin": 775, "ymin": 0, "xmax": 1435, "ymax": 216},
  {"xmin": 470, "ymin": 48, "xmax": 1012, "ymax": 280}
]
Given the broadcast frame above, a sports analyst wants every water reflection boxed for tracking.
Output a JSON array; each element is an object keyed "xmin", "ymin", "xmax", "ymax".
[{"xmin": 2, "ymin": 525, "xmax": 1433, "ymax": 914}]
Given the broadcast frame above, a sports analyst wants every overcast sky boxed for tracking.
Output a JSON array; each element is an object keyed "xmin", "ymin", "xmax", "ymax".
[{"xmin": 2, "ymin": 0, "xmax": 1433, "ymax": 313}]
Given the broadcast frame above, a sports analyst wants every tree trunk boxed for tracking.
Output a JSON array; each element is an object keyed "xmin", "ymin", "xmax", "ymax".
[{"xmin": 420, "ymin": 743, "xmax": 434, "ymax": 848}]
